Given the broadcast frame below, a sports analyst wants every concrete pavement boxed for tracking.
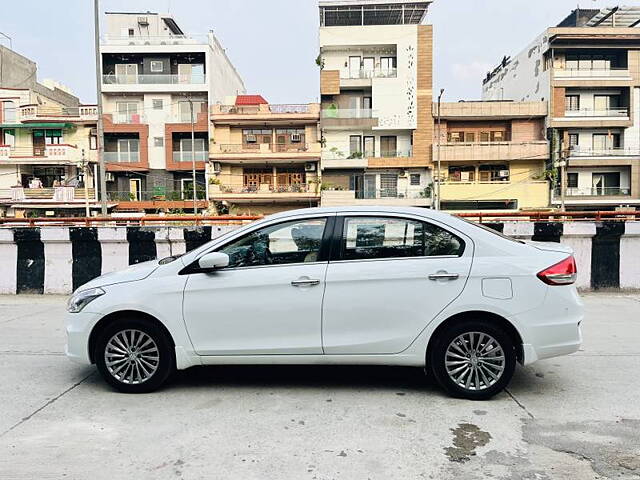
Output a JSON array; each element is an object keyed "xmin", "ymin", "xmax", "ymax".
[{"xmin": 0, "ymin": 294, "xmax": 638, "ymax": 479}]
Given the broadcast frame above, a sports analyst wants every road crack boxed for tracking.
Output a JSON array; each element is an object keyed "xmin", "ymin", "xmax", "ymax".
[
  {"xmin": 0, "ymin": 372, "xmax": 95, "ymax": 438},
  {"xmin": 505, "ymin": 388, "xmax": 534, "ymax": 419}
]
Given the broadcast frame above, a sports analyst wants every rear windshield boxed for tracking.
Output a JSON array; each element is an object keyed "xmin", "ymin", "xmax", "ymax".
[{"xmin": 461, "ymin": 219, "xmax": 524, "ymax": 244}]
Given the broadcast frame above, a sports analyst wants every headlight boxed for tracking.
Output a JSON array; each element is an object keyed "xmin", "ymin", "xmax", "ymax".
[{"xmin": 67, "ymin": 287, "xmax": 105, "ymax": 313}]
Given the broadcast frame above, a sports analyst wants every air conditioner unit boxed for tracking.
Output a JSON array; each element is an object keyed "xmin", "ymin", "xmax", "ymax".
[
  {"xmin": 498, "ymin": 170, "xmax": 510, "ymax": 178},
  {"xmin": 105, "ymin": 173, "xmax": 115, "ymax": 182},
  {"xmin": 212, "ymin": 162, "xmax": 222, "ymax": 173},
  {"xmin": 291, "ymin": 133, "xmax": 302, "ymax": 143},
  {"xmin": 305, "ymin": 162, "xmax": 316, "ymax": 172},
  {"xmin": 246, "ymin": 134, "xmax": 257, "ymax": 143},
  {"xmin": 398, "ymin": 170, "xmax": 408, "ymax": 178}
]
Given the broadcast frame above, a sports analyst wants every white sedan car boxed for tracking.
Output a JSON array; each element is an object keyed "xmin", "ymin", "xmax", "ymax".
[{"xmin": 65, "ymin": 207, "xmax": 583, "ymax": 400}]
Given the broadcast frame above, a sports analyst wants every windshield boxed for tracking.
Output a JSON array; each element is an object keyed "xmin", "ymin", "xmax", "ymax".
[{"xmin": 460, "ymin": 219, "xmax": 524, "ymax": 244}]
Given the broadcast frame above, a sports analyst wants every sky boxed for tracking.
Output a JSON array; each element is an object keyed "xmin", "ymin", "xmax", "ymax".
[{"xmin": 0, "ymin": 0, "xmax": 626, "ymax": 104}]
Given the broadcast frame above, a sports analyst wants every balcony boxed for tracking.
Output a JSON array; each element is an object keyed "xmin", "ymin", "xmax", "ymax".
[
  {"xmin": 435, "ymin": 141, "xmax": 549, "ymax": 162},
  {"xmin": 110, "ymin": 113, "xmax": 148, "ymax": 125},
  {"xmin": 568, "ymin": 147, "xmax": 640, "ymax": 158},
  {"xmin": 0, "ymin": 187, "xmax": 97, "ymax": 204},
  {"xmin": 435, "ymin": 101, "xmax": 548, "ymax": 119},
  {"xmin": 210, "ymin": 104, "xmax": 320, "ymax": 124},
  {"xmin": 321, "ymin": 109, "xmax": 378, "ymax": 129},
  {"xmin": 101, "ymin": 34, "xmax": 208, "ymax": 46},
  {"xmin": 172, "ymin": 151, "xmax": 209, "ymax": 163},
  {"xmin": 565, "ymin": 108, "xmax": 629, "ymax": 118},
  {"xmin": 16, "ymin": 105, "xmax": 99, "ymax": 123},
  {"xmin": 565, "ymin": 187, "xmax": 631, "ymax": 197},
  {"xmin": 210, "ymin": 184, "xmax": 320, "ymax": 203},
  {"xmin": 210, "ymin": 143, "xmax": 320, "ymax": 162},
  {"xmin": 103, "ymin": 74, "xmax": 206, "ymax": 85},
  {"xmin": 321, "ymin": 189, "xmax": 431, "ymax": 207},
  {"xmin": 0, "ymin": 145, "xmax": 81, "ymax": 164},
  {"xmin": 107, "ymin": 190, "xmax": 207, "ymax": 202},
  {"xmin": 104, "ymin": 152, "xmax": 140, "ymax": 163},
  {"xmin": 554, "ymin": 67, "xmax": 632, "ymax": 81}
]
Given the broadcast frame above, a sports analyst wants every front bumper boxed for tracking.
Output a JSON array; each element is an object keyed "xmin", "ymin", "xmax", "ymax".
[{"xmin": 65, "ymin": 311, "xmax": 102, "ymax": 366}]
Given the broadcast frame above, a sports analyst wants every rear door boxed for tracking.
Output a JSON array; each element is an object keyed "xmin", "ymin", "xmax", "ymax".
[{"xmin": 322, "ymin": 214, "xmax": 473, "ymax": 354}]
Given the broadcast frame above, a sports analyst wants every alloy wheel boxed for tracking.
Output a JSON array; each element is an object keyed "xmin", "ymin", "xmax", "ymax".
[
  {"xmin": 444, "ymin": 331, "xmax": 506, "ymax": 391},
  {"xmin": 104, "ymin": 329, "xmax": 160, "ymax": 385}
]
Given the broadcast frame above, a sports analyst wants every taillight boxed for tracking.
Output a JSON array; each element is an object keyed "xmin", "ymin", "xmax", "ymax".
[{"xmin": 537, "ymin": 256, "xmax": 577, "ymax": 286}]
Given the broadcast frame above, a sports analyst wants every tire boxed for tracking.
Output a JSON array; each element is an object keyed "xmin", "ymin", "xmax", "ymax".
[
  {"xmin": 430, "ymin": 319, "xmax": 516, "ymax": 400},
  {"xmin": 94, "ymin": 317, "xmax": 175, "ymax": 394}
]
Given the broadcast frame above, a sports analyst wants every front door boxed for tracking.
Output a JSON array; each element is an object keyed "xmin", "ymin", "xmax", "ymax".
[
  {"xmin": 322, "ymin": 215, "xmax": 472, "ymax": 354},
  {"xmin": 129, "ymin": 179, "xmax": 141, "ymax": 201},
  {"xmin": 32, "ymin": 131, "xmax": 45, "ymax": 156},
  {"xmin": 349, "ymin": 56, "xmax": 361, "ymax": 78},
  {"xmin": 182, "ymin": 216, "xmax": 332, "ymax": 355}
]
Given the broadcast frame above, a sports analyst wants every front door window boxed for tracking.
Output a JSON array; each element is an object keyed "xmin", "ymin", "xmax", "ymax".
[
  {"xmin": 349, "ymin": 56, "xmax": 361, "ymax": 78},
  {"xmin": 380, "ymin": 174, "xmax": 398, "ymax": 198}
]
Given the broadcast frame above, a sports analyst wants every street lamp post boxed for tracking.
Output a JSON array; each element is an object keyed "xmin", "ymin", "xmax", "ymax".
[
  {"xmin": 435, "ymin": 88, "xmax": 445, "ymax": 210},
  {"xmin": 188, "ymin": 97, "xmax": 197, "ymax": 215}
]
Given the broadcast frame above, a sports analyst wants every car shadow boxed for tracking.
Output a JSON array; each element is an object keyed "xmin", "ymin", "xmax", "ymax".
[{"xmin": 168, "ymin": 364, "xmax": 443, "ymax": 395}]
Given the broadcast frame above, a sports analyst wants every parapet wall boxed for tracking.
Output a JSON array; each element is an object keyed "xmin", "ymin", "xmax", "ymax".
[{"xmin": 0, "ymin": 221, "xmax": 639, "ymax": 295}]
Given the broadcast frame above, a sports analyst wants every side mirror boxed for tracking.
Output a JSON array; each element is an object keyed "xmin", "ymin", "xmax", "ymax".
[{"xmin": 197, "ymin": 252, "xmax": 230, "ymax": 271}]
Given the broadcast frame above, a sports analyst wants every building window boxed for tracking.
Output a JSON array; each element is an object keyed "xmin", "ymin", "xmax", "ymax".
[
  {"xmin": 154, "ymin": 137, "xmax": 164, "ymax": 147},
  {"xmin": 128, "ymin": 29, "xmax": 135, "ymax": 37},
  {"xmin": 178, "ymin": 100, "xmax": 206, "ymax": 122},
  {"xmin": 448, "ymin": 132, "xmax": 464, "ymax": 143},
  {"xmin": 116, "ymin": 102, "xmax": 139, "ymax": 123},
  {"xmin": 117, "ymin": 138, "xmax": 140, "ymax": 162},
  {"xmin": 449, "ymin": 166, "xmax": 475, "ymax": 182},
  {"xmin": 243, "ymin": 129, "xmax": 271, "ymax": 146},
  {"xmin": 150, "ymin": 61, "xmax": 163, "ymax": 73},
  {"xmin": 364, "ymin": 136, "xmax": 375, "ymax": 157},
  {"xmin": 567, "ymin": 173, "xmax": 578, "ymax": 189},
  {"xmin": 566, "ymin": 95, "xmax": 580, "ymax": 111},
  {"xmin": 593, "ymin": 133, "xmax": 621, "ymax": 151},
  {"xmin": 568, "ymin": 133, "xmax": 579, "ymax": 150},
  {"xmin": 490, "ymin": 131, "xmax": 505, "ymax": 142},
  {"xmin": 479, "ymin": 132, "xmax": 490, "ymax": 142},
  {"xmin": 89, "ymin": 133, "xmax": 97, "ymax": 150},
  {"xmin": 380, "ymin": 136, "xmax": 397, "ymax": 157},
  {"xmin": 380, "ymin": 174, "xmax": 398, "ymax": 197},
  {"xmin": 2, "ymin": 101, "xmax": 16, "ymax": 123},
  {"xmin": 152, "ymin": 99, "xmax": 164, "ymax": 110},
  {"xmin": 410, "ymin": 173, "xmax": 421, "ymax": 186},
  {"xmin": 2, "ymin": 129, "xmax": 15, "ymax": 148},
  {"xmin": 464, "ymin": 132, "xmax": 475, "ymax": 142},
  {"xmin": 479, "ymin": 164, "xmax": 509, "ymax": 182},
  {"xmin": 349, "ymin": 135, "xmax": 362, "ymax": 156}
]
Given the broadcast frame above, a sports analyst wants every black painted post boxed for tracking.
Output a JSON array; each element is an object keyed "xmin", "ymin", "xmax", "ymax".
[
  {"xmin": 14, "ymin": 228, "xmax": 45, "ymax": 294},
  {"xmin": 70, "ymin": 228, "xmax": 102, "ymax": 291},
  {"xmin": 127, "ymin": 228, "xmax": 158, "ymax": 265},
  {"xmin": 591, "ymin": 222, "xmax": 624, "ymax": 290}
]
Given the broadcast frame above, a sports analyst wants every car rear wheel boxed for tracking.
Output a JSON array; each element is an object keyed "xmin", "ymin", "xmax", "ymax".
[
  {"xmin": 430, "ymin": 319, "xmax": 516, "ymax": 400},
  {"xmin": 94, "ymin": 318, "xmax": 175, "ymax": 394}
]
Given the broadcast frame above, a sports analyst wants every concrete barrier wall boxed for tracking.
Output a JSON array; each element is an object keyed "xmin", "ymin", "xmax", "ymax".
[{"xmin": 0, "ymin": 221, "xmax": 638, "ymax": 294}]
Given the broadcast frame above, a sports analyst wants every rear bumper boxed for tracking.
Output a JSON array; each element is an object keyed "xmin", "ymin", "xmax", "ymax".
[{"xmin": 515, "ymin": 286, "xmax": 584, "ymax": 365}]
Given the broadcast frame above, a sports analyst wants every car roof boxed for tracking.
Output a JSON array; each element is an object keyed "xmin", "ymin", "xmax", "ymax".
[{"xmin": 262, "ymin": 206, "xmax": 454, "ymax": 222}]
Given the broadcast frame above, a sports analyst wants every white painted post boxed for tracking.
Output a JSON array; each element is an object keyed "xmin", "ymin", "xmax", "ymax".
[
  {"xmin": 560, "ymin": 222, "xmax": 596, "ymax": 290},
  {"xmin": 212, "ymin": 225, "xmax": 239, "ymax": 241},
  {"xmin": 0, "ymin": 229, "xmax": 17, "ymax": 294},
  {"xmin": 503, "ymin": 222, "xmax": 534, "ymax": 240},
  {"xmin": 41, "ymin": 228, "xmax": 73, "ymax": 294},
  {"xmin": 168, "ymin": 228, "xmax": 187, "ymax": 256},
  {"xmin": 154, "ymin": 228, "xmax": 172, "ymax": 261},
  {"xmin": 620, "ymin": 222, "xmax": 640, "ymax": 289},
  {"xmin": 97, "ymin": 227, "xmax": 129, "ymax": 274}
]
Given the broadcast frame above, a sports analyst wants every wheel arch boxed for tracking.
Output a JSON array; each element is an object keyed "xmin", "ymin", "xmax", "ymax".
[
  {"xmin": 425, "ymin": 310, "xmax": 524, "ymax": 365},
  {"xmin": 88, "ymin": 310, "xmax": 176, "ymax": 364}
]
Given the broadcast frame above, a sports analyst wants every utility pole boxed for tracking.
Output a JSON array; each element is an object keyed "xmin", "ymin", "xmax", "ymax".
[
  {"xmin": 81, "ymin": 149, "xmax": 90, "ymax": 218},
  {"xmin": 188, "ymin": 96, "xmax": 197, "ymax": 215},
  {"xmin": 94, "ymin": 0, "xmax": 107, "ymax": 216},
  {"xmin": 435, "ymin": 88, "xmax": 444, "ymax": 210}
]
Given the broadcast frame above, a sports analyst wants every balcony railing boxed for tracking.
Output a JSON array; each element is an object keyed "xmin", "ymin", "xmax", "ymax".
[
  {"xmin": 569, "ymin": 147, "xmax": 640, "ymax": 157},
  {"xmin": 172, "ymin": 151, "xmax": 209, "ymax": 162},
  {"xmin": 0, "ymin": 145, "xmax": 78, "ymax": 161},
  {"xmin": 211, "ymin": 184, "xmax": 317, "ymax": 195},
  {"xmin": 111, "ymin": 113, "xmax": 147, "ymax": 124},
  {"xmin": 564, "ymin": 108, "xmax": 629, "ymax": 117},
  {"xmin": 4, "ymin": 187, "xmax": 97, "ymax": 202},
  {"xmin": 107, "ymin": 190, "xmax": 207, "ymax": 202},
  {"xmin": 103, "ymin": 74, "xmax": 206, "ymax": 85},
  {"xmin": 102, "ymin": 34, "xmax": 208, "ymax": 46},
  {"xmin": 322, "ymin": 149, "xmax": 413, "ymax": 160},
  {"xmin": 563, "ymin": 187, "xmax": 631, "ymax": 197},
  {"xmin": 213, "ymin": 104, "xmax": 313, "ymax": 115},
  {"xmin": 104, "ymin": 152, "xmax": 140, "ymax": 163},
  {"xmin": 17, "ymin": 105, "xmax": 98, "ymax": 121},
  {"xmin": 340, "ymin": 68, "xmax": 398, "ymax": 80},
  {"xmin": 321, "ymin": 109, "xmax": 375, "ymax": 119},
  {"xmin": 555, "ymin": 67, "xmax": 630, "ymax": 78},
  {"xmin": 216, "ymin": 144, "xmax": 311, "ymax": 154},
  {"xmin": 436, "ymin": 141, "xmax": 549, "ymax": 162},
  {"xmin": 269, "ymin": 104, "xmax": 311, "ymax": 114},
  {"xmin": 354, "ymin": 188, "xmax": 430, "ymax": 200}
]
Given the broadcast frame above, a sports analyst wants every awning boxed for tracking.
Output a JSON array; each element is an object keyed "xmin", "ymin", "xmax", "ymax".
[{"xmin": 0, "ymin": 123, "xmax": 74, "ymax": 129}]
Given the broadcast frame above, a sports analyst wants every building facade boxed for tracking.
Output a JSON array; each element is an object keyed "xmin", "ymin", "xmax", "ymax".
[
  {"xmin": 318, "ymin": 0, "xmax": 434, "ymax": 208},
  {"xmin": 0, "ymin": 45, "xmax": 99, "ymax": 217},
  {"xmin": 435, "ymin": 101, "xmax": 550, "ymax": 211},
  {"xmin": 483, "ymin": 6, "xmax": 640, "ymax": 211},
  {"xmin": 99, "ymin": 11, "xmax": 245, "ymax": 213},
  {"xmin": 208, "ymin": 95, "xmax": 321, "ymax": 215}
]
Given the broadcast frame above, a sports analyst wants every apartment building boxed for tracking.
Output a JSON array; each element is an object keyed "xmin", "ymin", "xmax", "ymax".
[
  {"xmin": 434, "ymin": 101, "xmax": 550, "ymax": 211},
  {"xmin": 318, "ymin": 0, "xmax": 434, "ymax": 207},
  {"xmin": 100, "ymin": 11, "xmax": 244, "ymax": 212},
  {"xmin": 483, "ymin": 6, "xmax": 640, "ymax": 211},
  {"xmin": 0, "ymin": 46, "xmax": 99, "ymax": 217},
  {"xmin": 208, "ymin": 95, "xmax": 321, "ymax": 215}
]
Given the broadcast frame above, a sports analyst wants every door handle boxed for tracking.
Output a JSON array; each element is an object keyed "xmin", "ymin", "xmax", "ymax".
[
  {"xmin": 428, "ymin": 272, "xmax": 460, "ymax": 281},
  {"xmin": 291, "ymin": 278, "xmax": 321, "ymax": 287}
]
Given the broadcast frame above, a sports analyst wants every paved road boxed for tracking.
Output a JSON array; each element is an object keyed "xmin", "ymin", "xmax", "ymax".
[{"xmin": 0, "ymin": 294, "xmax": 639, "ymax": 479}]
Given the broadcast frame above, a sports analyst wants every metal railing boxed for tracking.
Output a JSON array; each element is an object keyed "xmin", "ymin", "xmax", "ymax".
[
  {"xmin": 212, "ymin": 184, "xmax": 317, "ymax": 194},
  {"xmin": 322, "ymin": 149, "xmax": 413, "ymax": 160},
  {"xmin": 1, "ymin": 187, "xmax": 97, "ymax": 202},
  {"xmin": 564, "ymin": 187, "xmax": 631, "ymax": 197},
  {"xmin": 321, "ymin": 109, "xmax": 375, "ymax": 119},
  {"xmin": 564, "ymin": 108, "xmax": 629, "ymax": 117},
  {"xmin": 102, "ymin": 34, "xmax": 209, "ymax": 46},
  {"xmin": 268, "ymin": 104, "xmax": 311, "ymax": 114},
  {"xmin": 569, "ymin": 147, "xmax": 640, "ymax": 157},
  {"xmin": 216, "ymin": 144, "xmax": 311, "ymax": 154},
  {"xmin": 214, "ymin": 104, "xmax": 312, "ymax": 115},
  {"xmin": 104, "ymin": 152, "xmax": 140, "ymax": 163},
  {"xmin": 555, "ymin": 67, "xmax": 630, "ymax": 78},
  {"xmin": 172, "ymin": 151, "xmax": 209, "ymax": 162},
  {"xmin": 103, "ymin": 73, "xmax": 206, "ymax": 85},
  {"xmin": 107, "ymin": 190, "xmax": 207, "ymax": 202},
  {"xmin": 0, "ymin": 145, "xmax": 77, "ymax": 159},
  {"xmin": 354, "ymin": 188, "xmax": 431, "ymax": 200},
  {"xmin": 111, "ymin": 113, "xmax": 147, "ymax": 124},
  {"xmin": 340, "ymin": 67, "xmax": 398, "ymax": 79},
  {"xmin": 19, "ymin": 105, "xmax": 98, "ymax": 119}
]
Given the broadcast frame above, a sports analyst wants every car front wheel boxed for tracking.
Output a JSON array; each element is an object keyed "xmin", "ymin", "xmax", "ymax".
[
  {"xmin": 94, "ymin": 318, "xmax": 175, "ymax": 394},
  {"xmin": 430, "ymin": 319, "xmax": 516, "ymax": 400}
]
